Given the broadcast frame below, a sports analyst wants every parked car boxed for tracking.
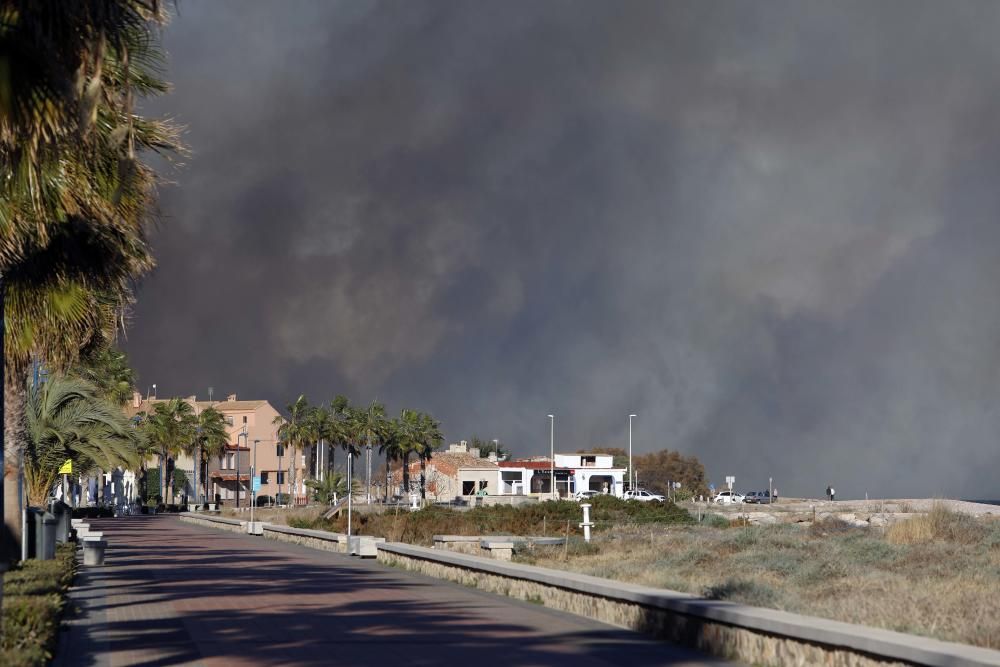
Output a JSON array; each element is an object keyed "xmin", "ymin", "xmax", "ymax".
[
  {"xmin": 744, "ymin": 490, "xmax": 773, "ymax": 504},
  {"xmin": 623, "ymin": 489, "xmax": 665, "ymax": 502},
  {"xmin": 713, "ymin": 490, "xmax": 745, "ymax": 505},
  {"xmin": 573, "ymin": 490, "xmax": 600, "ymax": 501}
]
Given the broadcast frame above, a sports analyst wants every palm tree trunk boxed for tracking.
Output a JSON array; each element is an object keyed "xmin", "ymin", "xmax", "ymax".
[
  {"xmin": 3, "ymin": 359, "xmax": 28, "ymax": 562},
  {"xmin": 419, "ymin": 453, "xmax": 427, "ymax": 500},
  {"xmin": 402, "ymin": 452, "xmax": 411, "ymax": 496}
]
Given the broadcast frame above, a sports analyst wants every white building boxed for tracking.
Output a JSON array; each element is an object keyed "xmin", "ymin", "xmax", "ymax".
[{"xmin": 497, "ymin": 453, "xmax": 626, "ymax": 499}]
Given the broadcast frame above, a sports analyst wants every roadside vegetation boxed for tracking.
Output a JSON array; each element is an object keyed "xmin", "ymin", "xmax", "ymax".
[
  {"xmin": 520, "ymin": 504, "xmax": 1000, "ymax": 649},
  {"xmin": 1, "ymin": 543, "xmax": 78, "ymax": 666},
  {"xmin": 290, "ymin": 495, "xmax": 693, "ymax": 545}
]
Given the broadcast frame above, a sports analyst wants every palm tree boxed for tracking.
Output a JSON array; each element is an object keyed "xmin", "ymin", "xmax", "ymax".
[
  {"xmin": 273, "ymin": 395, "xmax": 312, "ymax": 504},
  {"xmin": 396, "ymin": 409, "xmax": 423, "ymax": 497},
  {"xmin": 352, "ymin": 400, "xmax": 386, "ymax": 502},
  {"xmin": 69, "ymin": 344, "xmax": 137, "ymax": 503},
  {"xmin": 71, "ymin": 346, "xmax": 136, "ymax": 408},
  {"xmin": 304, "ymin": 472, "xmax": 357, "ymax": 505},
  {"xmin": 139, "ymin": 399, "xmax": 196, "ymax": 503},
  {"xmin": 327, "ymin": 395, "xmax": 352, "ymax": 475},
  {"xmin": 415, "ymin": 412, "xmax": 444, "ymax": 500},
  {"xmin": 1, "ymin": 1, "xmax": 178, "ymax": 558},
  {"xmin": 192, "ymin": 406, "xmax": 227, "ymax": 505},
  {"xmin": 378, "ymin": 418, "xmax": 403, "ymax": 502},
  {"xmin": 23, "ymin": 375, "xmax": 140, "ymax": 507}
]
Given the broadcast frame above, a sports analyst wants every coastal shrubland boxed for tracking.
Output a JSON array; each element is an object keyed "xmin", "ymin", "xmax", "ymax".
[
  {"xmin": 520, "ymin": 504, "xmax": 1000, "ymax": 649},
  {"xmin": 289, "ymin": 495, "xmax": 692, "ymax": 545}
]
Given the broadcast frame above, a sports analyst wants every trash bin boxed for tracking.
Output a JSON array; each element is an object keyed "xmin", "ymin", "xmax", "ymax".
[
  {"xmin": 28, "ymin": 510, "xmax": 58, "ymax": 560},
  {"xmin": 24, "ymin": 507, "xmax": 42, "ymax": 559},
  {"xmin": 48, "ymin": 500, "xmax": 72, "ymax": 543}
]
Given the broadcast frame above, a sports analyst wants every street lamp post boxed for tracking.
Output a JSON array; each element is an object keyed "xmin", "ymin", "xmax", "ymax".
[
  {"xmin": 251, "ymin": 439, "xmax": 259, "ymax": 525},
  {"xmin": 628, "ymin": 414, "xmax": 637, "ymax": 491},
  {"xmin": 236, "ymin": 429, "xmax": 247, "ymax": 508},
  {"xmin": 547, "ymin": 415, "xmax": 555, "ymax": 500},
  {"xmin": 347, "ymin": 451, "xmax": 353, "ymax": 537}
]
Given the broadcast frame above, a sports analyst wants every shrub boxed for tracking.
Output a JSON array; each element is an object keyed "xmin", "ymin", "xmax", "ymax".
[
  {"xmin": 699, "ymin": 513, "xmax": 730, "ymax": 529},
  {"xmin": 1, "ymin": 543, "xmax": 78, "ymax": 664},
  {"xmin": 809, "ymin": 517, "xmax": 858, "ymax": 537},
  {"xmin": 887, "ymin": 504, "xmax": 987, "ymax": 545},
  {"xmin": 1, "ymin": 594, "xmax": 63, "ymax": 654},
  {"xmin": 703, "ymin": 578, "xmax": 779, "ymax": 607}
]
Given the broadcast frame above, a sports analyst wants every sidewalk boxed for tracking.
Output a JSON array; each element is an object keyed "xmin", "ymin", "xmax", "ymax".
[{"xmin": 54, "ymin": 515, "xmax": 732, "ymax": 666}]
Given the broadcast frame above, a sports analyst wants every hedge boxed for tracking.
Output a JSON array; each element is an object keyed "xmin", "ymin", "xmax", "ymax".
[{"xmin": 1, "ymin": 543, "xmax": 78, "ymax": 666}]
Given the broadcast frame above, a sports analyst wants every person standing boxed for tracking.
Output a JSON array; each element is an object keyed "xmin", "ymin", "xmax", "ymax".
[{"xmin": 826, "ymin": 485, "xmax": 832, "ymax": 501}]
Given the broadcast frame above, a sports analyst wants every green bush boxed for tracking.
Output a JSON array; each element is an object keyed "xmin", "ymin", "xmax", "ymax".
[
  {"xmin": 1, "ymin": 594, "xmax": 63, "ymax": 654},
  {"xmin": 0, "ymin": 644, "xmax": 50, "ymax": 667},
  {"xmin": 1, "ymin": 543, "xmax": 78, "ymax": 665}
]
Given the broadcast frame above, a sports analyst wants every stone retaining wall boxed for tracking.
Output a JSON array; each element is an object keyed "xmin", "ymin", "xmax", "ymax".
[
  {"xmin": 263, "ymin": 524, "xmax": 348, "ymax": 553},
  {"xmin": 377, "ymin": 542, "xmax": 1000, "ymax": 667},
  {"xmin": 179, "ymin": 513, "xmax": 246, "ymax": 534}
]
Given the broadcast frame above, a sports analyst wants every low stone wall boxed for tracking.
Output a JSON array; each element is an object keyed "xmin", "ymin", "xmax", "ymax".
[
  {"xmin": 179, "ymin": 513, "xmax": 246, "ymax": 534},
  {"xmin": 377, "ymin": 542, "xmax": 1000, "ymax": 667},
  {"xmin": 263, "ymin": 524, "xmax": 348, "ymax": 553}
]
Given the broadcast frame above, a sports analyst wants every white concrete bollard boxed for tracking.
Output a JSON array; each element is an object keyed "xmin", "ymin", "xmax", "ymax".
[
  {"xmin": 579, "ymin": 503, "xmax": 594, "ymax": 543},
  {"xmin": 82, "ymin": 539, "xmax": 107, "ymax": 566}
]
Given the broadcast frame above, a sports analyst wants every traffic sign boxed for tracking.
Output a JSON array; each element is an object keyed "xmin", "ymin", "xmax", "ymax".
[
  {"xmin": 252, "ymin": 476, "xmax": 262, "ymax": 493},
  {"xmin": 725, "ymin": 475, "xmax": 735, "ymax": 490},
  {"xmin": 59, "ymin": 459, "xmax": 73, "ymax": 474}
]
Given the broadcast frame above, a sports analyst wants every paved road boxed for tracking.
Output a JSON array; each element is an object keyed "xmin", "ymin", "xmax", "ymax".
[{"xmin": 56, "ymin": 515, "xmax": 732, "ymax": 667}]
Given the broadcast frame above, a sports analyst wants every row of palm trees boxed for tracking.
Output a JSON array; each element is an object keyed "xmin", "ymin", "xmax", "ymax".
[
  {"xmin": 274, "ymin": 396, "xmax": 444, "ymax": 502},
  {"xmin": 135, "ymin": 399, "xmax": 229, "ymax": 504},
  {"xmin": 2, "ymin": 2, "xmax": 179, "ymax": 561}
]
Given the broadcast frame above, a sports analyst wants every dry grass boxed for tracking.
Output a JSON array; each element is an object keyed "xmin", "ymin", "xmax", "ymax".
[
  {"xmin": 521, "ymin": 508, "xmax": 1000, "ymax": 649},
  {"xmin": 886, "ymin": 502, "xmax": 987, "ymax": 545}
]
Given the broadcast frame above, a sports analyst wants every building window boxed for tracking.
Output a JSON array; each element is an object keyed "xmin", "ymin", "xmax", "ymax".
[
  {"xmin": 242, "ymin": 416, "xmax": 248, "ymax": 424},
  {"xmin": 225, "ymin": 416, "xmax": 234, "ymax": 426},
  {"xmin": 225, "ymin": 453, "xmax": 235, "ymax": 470},
  {"xmin": 276, "ymin": 444, "xmax": 284, "ymax": 457},
  {"xmin": 277, "ymin": 471, "xmax": 285, "ymax": 485},
  {"xmin": 260, "ymin": 471, "xmax": 269, "ymax": 485}
]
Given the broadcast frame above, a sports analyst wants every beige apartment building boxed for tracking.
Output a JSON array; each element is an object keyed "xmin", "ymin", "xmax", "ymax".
[{"xmin": 130, "ymin": 392, "xmax": 308, "ymax": 506}]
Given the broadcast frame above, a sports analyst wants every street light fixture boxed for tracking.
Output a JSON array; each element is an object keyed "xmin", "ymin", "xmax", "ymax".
[
  {"xmin": 547, "ymin": 415, "xmax": 555, "ymax": 500},
  {"xmin": 628, "ymin": 414, "xmax": 637, "ymax": 491}
]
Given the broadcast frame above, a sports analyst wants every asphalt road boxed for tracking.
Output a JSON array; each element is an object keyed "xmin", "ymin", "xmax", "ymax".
[{"xmin": 55, "ymin": 515, "xmax": 734, "ymax": 667}]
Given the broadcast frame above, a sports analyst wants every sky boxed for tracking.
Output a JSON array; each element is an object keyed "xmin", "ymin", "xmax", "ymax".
[{"xmin": 125, "ymin": 0, "xmax": 1000, "ymax": 499}]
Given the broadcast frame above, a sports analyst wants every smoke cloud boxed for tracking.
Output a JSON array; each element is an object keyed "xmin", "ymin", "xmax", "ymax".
[{"xmin": 126, "ymin": 0, "xmax": 1000, "ymax": 498}]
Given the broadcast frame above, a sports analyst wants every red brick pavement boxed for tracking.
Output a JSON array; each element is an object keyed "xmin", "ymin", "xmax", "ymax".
[{"xmin": 54, "ymin": 515, "xmax": 732, "ymax": 667}]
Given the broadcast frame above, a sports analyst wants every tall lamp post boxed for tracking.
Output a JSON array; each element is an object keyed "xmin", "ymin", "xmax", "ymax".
[
  {"xmin": 236, "ymin": 429, "xmax": 247, "ymax": 508},
  {"xmin": 547, "ymin": 415, "xmax": 555, "ymax": 500},
  {"xmin": 628, "ymin": 414, "xmax": 637, "ymax": 491},
  {"xmin": 251, "ymin": 439, "xmax": 259, "ymax": 525}
]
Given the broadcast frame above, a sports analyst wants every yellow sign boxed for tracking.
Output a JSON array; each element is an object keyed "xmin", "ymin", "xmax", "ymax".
[{"xmin": 58, "ymin": 459, "xmax": 72, "ymax": 474}]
